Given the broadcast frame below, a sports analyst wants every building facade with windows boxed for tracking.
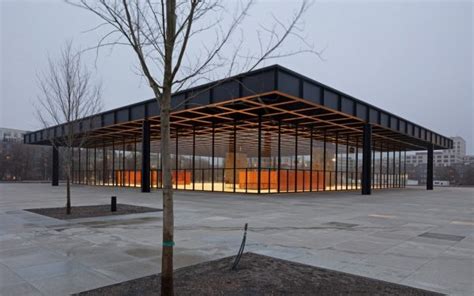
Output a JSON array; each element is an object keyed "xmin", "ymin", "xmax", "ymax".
[
  {"xmin": 0, "ymin": 127, "xmax": 27, "ymax": 143},
  {"xmin": 406, "ymin": 136, "xmax": 466, "ymax": 167},
  {"xmin": 24, "ymin": 65, "xmax": 451, "ymax": 194}
]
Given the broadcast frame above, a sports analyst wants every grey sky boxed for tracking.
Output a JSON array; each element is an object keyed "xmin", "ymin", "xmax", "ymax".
[{"xmin": 1, "ymin": 0, "xmax": 473, "ymax": 153}]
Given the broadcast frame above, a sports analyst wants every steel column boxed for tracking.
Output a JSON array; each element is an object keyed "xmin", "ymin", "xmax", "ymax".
[
  {"xmin": 335, "ymin": 132, "xmax": 338, "ymax": 190},
  {"xmin": 134, "ymin": 138, "xmax": 137, "ymax": 187},
  {"xmin": 211, "ymin": 123, "xmax": 215, "ymax": 191},
  {"xmin": 86, "ymin": 147, "xmax": 89, "ymax": 185},
  {"xmin": 233, "ymin": 119, "xmax": 237, "ymax": 193},
  {"xmin": 386, "ymin": 149, "xmax": 389, "ymax": 188},
  {"xmin": 310, "ymin": 127, "xmax": 313, "ymax": 192},
  {"xmin": 427, "ymin": 143, "xmax": 434, "ymax": 190},
  {"xmin": 379, "ymin": 144, "xmax": 383, "ymax": 188},
  {"xmin": 52, "ymin": 146, "xmax": 59, "ymax": 186},
  {"xmin": 257, "ymin": 115, "xmax": 262, "ymax": 194},
  {"xmin": 403, "ymin": 149, "xmax": 407, "ymax": 187},
  {"xmin": 175, "ymin": 128, "xmax": 179, "ymax": 189},
  {"xmin": 122, "ymin": 138, "xmax": 125, "ymax": 187},
  {"xmin": 277, "ymin": 121, "xmax": 281, "ymax": 193},
  {"xmin": 79, "ymin": 147, "xmax": 82, "ymax": 184},
  {"xmin": 102, "ymin": 143, "xmax": 106, "ymax": 185},
  {"xmin": 323, "ymin": 130, "xmax": 327, "ymax": 191},
  {"xmin": 94, "ymin": 146, "xmax": 97, "ymax": 185},
  {"xmin": 111, "ymin": 140, "xmax": 115, "ymax": 186},
  {"xmin": 141, "ymin": 119, "xmax": 151, "ymax": 192},
  {"xmin": 192, "ymin": 125, "xmax": 196, "ymax": 191},
  {"xmin": 355, "ymin": 137, "xmax": 358, "ymax": 189},
  {"xmin": 361, "ymin": 123, "xmax": 372, "ymax": 195},
  {"xmin": 346, "ymin": 135, "xmax": 349, "ymax": 190},
  {"xmin": 398, "ymin": 149, "xmax": 402, "ymax": 188},
  {"xmin": 294, "ymin": 124, "xmax": 298, "ymax": 192}
]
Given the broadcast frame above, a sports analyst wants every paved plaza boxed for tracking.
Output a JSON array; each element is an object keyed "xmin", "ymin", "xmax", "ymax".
[{"xmin": 0, "ymin": 183, "xmax": 473, "ymax": 296}]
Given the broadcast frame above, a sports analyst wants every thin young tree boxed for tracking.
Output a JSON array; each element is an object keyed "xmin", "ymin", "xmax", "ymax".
[
  {"xmin": 36, "ymin": 41, "xmax": 102, "ymax": 215},
  {"xmin": 71, "ymin": 0, "xmax": 319, "ymax": 294}
]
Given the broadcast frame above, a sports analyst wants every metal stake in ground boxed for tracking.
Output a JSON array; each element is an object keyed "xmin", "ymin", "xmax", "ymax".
[
  {"xmin": 111, "ymin": 196, "xmax": 117, "ymax": 212},
  {"xmin": 231, "ymin": 223, "xmax": 248, "ymax": 270}
]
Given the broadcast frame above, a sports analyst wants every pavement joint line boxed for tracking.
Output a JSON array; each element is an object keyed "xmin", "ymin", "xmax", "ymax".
[
  {"xmin": 450, "ymin": 220, "xmax": 474, "ymax": 226},
  {"xmin": 368, "ymin": 214, "xmax": 397, "ymax": 219}
]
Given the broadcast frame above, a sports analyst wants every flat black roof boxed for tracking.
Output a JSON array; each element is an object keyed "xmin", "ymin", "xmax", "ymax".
[{"xmin": 24, "ymin": 64, "xmax": 452, "ymax": 151}]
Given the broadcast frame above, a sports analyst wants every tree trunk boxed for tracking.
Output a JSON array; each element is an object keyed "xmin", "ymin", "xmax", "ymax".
[
  {"xmin": 160, "ymin": 89, "xmax": 174, "ymax": 295},
  {"xmin": 161, "ymin": 1, "xmax": 176, "ymax": 295}
]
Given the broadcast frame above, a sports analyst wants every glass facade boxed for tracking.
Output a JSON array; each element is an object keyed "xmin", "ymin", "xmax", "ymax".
[{"xmin": 71, "ymin": 120, "xmax": 407, "ymax": 193}]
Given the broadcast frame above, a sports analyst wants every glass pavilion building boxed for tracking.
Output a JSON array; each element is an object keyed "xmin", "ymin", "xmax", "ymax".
[{"xmin": 24, "ymin": 65, "xmax": 452, "ymax": 194}]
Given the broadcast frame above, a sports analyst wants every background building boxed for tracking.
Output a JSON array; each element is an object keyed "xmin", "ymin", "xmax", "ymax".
[
  {"xmin": 0, "ymin": 127, "xmax": 27, "ymax": 142},
  {"xmin": 405, "ymin": 136, "xmax": 473, "ymax": 185},
  {"xmin": 0, "ymin": 127, "xmax": 52, "ymax": 181},
  {"xmin": 406, "ymin": 136, "xmax": 466, "ymax": 167}
]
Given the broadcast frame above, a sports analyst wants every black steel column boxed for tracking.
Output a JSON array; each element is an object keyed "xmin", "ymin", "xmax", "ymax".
[
  {"xmin": 257, "ymin": 115, "xmax": 262, "ymax": 194},
  {"xmin": 211, "ymin": 123, "xmax": 215, "ymax": 191},
  {"xmin": 323, "ymin": 130, "xmax": 327, "ymax": 191},
  {"xmin": 52, "ymin": 146, "xmax": 59, "ymax": 186},
  {"xmin": 277, "ymin": 121, "xmax": 281, "ymax": 193},
  {"xmin": 392, "ymin": 150, "xmax": 396, "ymax": 188},
  {"xmin": 122, "ymin": 138, "xmax": 125, "ymax": 187},
  {"xmin": 361, "ymin": 123, "xmax": 372, "ymax": 195},
  {"xmin": 141, "ymin": 119, "xmax": 150, "ymax": 192},
  {"xmin": 386, "ymin": 149, "xmax": 389, "ymax": 188},
  {"xmin": 86, "ymin": 147, "xmax": 89, "ymax": 185},
  {"xmin": 133, "ymin": 138, "xmax": 137, "ymax": 187},
  {"xmin": 335, "ymin": 132, "xmax": 338, "ymax": 190},
  {"xmin": 72, "ymin": 147, "xmax": 75, "ymax": 183},
  {"xmin": 79, "ymin": 147, "xmax": 82, "ymax": 184},
  {"xmin": 398, "ymin": 149, "xmax": 402, "ymax": 188},
  {"xmin": 233, "ymin": 120, "xmax": 237, "ymax": 192},
  {"xmin": 111, "ymin": 140, "xmax": 115, "ymax": 186},
  {"xmin": 102, "ymin": 143, "xmax": 106, "ymax": 185},
  {"xmin": 372, "ymin": 145, "xmax": 375, "ymax": 189},
  {"xmin": 309, "ymin": 127, "xmax": 313, "ymax": 192},
  {"xmin": 403, "ymin": 149, "xmax": 407, "ymax": 187},
  {"xmin": 346, "ymin": 135, "xmax": 349, "ymax": 190},
  {"xmin": 192, "ymin": 125, "xmax": 196, "ymax": 191},
  {"xmin": 94, "ymin": 146, "xmax": 97, "ymax": 185},
  {"xmin": 379, "ymin": 144, "xmax": 383, "ymax": 188},
  {"xmin": 175, "ymin": 128, "xmax": 179, "ymax": 189},
  {"xmin": 294, "ymin": 124, "xmax": 298, "ymax": 192},
  {"xmin": 427, "ymin": 143, "xmax": 434, "ymax": 190},
  {"xmin": 355, "ymin": 137, "xmax": 359, "ymax": 189}
]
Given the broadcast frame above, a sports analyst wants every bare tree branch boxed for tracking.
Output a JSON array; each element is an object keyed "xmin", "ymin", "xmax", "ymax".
[{"xmin": 35, "ymin": 41, "xmax": 102, "ymax": 215}]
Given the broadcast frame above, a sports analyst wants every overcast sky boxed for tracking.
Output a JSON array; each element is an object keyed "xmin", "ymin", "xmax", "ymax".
[{"xmin": 1, "ymin": 0, "xmax": 473, "ymax": 153}]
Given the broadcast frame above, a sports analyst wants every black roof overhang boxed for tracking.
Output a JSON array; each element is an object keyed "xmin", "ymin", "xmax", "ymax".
[{"xmin": 24, "ymin": 65, "xmax": 453, "ymax": 151}]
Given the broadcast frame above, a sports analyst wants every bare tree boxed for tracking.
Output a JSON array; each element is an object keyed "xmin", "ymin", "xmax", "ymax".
[
  {"xmin": 70, "ymin": 0, "xmax": 319, "ymax": 294},
  {"xmin": 36, "ymin": 41, "xmax": 102, "ymax": 215}
]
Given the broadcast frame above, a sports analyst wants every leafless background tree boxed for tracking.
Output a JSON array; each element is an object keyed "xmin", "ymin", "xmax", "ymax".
[
  {"xmin": 69, "ymin": 0, "xmax": 319, "ymax": 293},
  {"xmin": 36, "ymin": 41, "xmax": 102, "ymax": 215}
]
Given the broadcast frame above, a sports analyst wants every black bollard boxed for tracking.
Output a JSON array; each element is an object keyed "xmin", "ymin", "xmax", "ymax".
[{"xmin": 111, "ymin": 196, "xmax": 117, "ymax": 212}]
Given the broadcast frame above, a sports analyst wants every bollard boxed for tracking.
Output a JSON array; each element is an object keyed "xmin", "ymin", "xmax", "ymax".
[{"xmin": 111, "ymin": 196, "xmax": 117, "ymax": 212}]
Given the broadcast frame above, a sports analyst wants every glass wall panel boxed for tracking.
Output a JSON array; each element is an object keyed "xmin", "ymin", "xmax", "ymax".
[
  {"xmin": 325, "ymin": 134, "xmax": 336, "ymax": 191},
  {"xmin": 71, "ymin": 118, "xmax": 410, "ymax": 194}
]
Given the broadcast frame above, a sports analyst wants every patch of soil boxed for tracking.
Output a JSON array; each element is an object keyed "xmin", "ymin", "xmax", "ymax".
[
  {"xmin": 25, "ymin": 204, "xmax": 161, "ymax": 220},
  {"xmin": 75, "ymin": 252, "xmax": 443, "ymax": 296}
]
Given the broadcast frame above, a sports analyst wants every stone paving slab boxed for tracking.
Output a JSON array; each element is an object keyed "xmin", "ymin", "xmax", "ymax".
[{"xmin": 0, "ymin": 183, "xmax": 473, "ymax": 295}]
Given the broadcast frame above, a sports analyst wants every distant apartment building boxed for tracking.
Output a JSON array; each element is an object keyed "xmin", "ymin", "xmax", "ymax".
[
  {"xmin": 0, "ymin": 127, "xmax": 27, "ymax": 142},
  {"xmin": 406, "ymin": 136, "xmax": 466, "ymax": 167},
  {"xmin": 462, "ymin": 155, "xmax": 474, "ymax": 165}
]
